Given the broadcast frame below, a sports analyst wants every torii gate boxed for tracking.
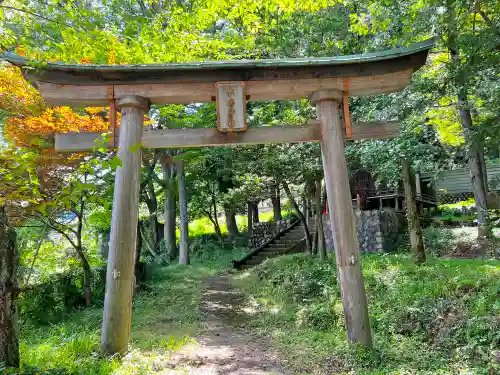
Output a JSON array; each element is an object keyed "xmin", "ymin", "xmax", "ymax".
[{"xmin": 4, "ymin": 39, "xmax": 433, "ymax": 355}]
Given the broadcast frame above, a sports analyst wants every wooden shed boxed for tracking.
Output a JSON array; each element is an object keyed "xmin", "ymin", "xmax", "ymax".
[{"xmin": 421, "ymin": 164, "xmax": 500, "ymax": 204}]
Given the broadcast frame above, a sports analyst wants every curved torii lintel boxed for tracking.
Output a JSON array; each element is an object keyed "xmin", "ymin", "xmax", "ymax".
[{"xmin": 1, "ymin": 39, "xmax": 434, "ymax": 106}]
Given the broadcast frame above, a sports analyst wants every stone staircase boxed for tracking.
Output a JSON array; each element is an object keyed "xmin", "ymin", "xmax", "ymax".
[{"xmin": 234, "ymin": 218, "xmax": 316, "ymax": 270}]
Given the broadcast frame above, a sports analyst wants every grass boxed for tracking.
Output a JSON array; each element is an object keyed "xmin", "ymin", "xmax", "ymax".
[
  {"xmin": 15, "ymin": 224, "xmax": 499, "ymax": 375},
  {"xmin": 434, "ymin": 214, "xmax": 475, "ymax": 221},
  {"xmin": 15, "ymin": 246, "xmax": 247, "ymax": 375},
  {"xmin": 185, "ymin": 209, "xmax": 292, "ymax": 237},
  {"xmin": 235, "ymin": 253, "xmax": 500, "ymax": 375},
  {"xmin": 438, "ymin": 198, "xmax": 476, "ymax": 210}
]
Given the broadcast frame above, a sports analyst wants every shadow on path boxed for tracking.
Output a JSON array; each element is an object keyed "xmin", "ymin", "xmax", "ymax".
[{"xmin": 166, "ymin": 276, "xmax": 289, "ymax": 375}]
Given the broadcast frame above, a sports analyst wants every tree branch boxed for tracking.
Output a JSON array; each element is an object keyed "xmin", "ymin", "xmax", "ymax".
[
  {"xmin": 139, "ymin": 221, "xmax": 158, "ymax": 257},
  {"xmin": 474, "ymin": 2, "xmax": 500, "ymax": 37},
  {"xmin": 24, "ymin": 221, "xmax": 49, "ymax": 285},
  {"xmin": 39, "ymin": 215, "xmax": 79, "ymax": 249},
  {"xmin": 0, "ymin": 5, "xmax": 85, "ymax": 32}
]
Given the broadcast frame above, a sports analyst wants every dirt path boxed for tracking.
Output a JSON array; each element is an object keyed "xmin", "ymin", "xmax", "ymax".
[{"xmin": 166, "ymin": 276, "xmax": 290, "ymax": 375}]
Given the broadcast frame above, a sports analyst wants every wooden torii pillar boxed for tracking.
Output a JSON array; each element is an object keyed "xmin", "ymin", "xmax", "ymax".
[
  {"xmin": 101, "ymin": 96, "xmax": 149, "ymax": 355},
  {"xmin": 311, "ymin": 89, "xmax": 372, "ymax": 346}
]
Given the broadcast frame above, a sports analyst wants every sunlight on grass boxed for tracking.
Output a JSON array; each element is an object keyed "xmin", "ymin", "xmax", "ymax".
[
  {"xmin": 438, "ymin": 198, "xmax": 476, "ymax": 210},
  {"xmin": 184, "ymin": 209, "xmax": 292, "ymax": 237},
  {"xmin": 18, "ymin": 253, "xmax": 242, "ymax": 374},
  {"xmin": 235, "ymin": 253, "xmax": 500, "ymax": 375}
]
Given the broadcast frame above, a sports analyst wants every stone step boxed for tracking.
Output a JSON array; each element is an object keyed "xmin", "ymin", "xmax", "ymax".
[
  {"xmin": 279, "ymin": 237, "xmax": 301, "ymax": 242},
  {"xmin": 259, "ymin": 250, "xmax": 284, "ymax": 256},
  {"xmin": 257, "ymin": 249, "xmax": 287, "ymax": 256},
  {"xmin": 278, "ymin": 238, "xmax": 303, "ymax": 243},
  {"xmin": 269, "ymin": 243, "xmax": 290, "ymax": 247},
  {"xmin": 237, "ymin": 223, "xmax": 310, "ymax": 269},
  {"xmin": 278, "ymin": 232, "xmax": 304, "ymax": 240},
  {"xmin": 286, "ymin": 229, "xmax": 304, "ymax": 234}
]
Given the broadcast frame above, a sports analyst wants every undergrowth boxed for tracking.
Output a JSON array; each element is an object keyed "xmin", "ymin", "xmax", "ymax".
[
  {"xmin": 235, "ymin": 253, "xmax": 500, "ymax": 375},
  {"xmin": 9, "ymin": 244, "xmax": 246, "ymax": 375}
]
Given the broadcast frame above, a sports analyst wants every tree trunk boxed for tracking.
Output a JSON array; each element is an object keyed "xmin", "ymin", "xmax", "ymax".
[
  {"xmin": 75, "ymin": 206, "xmax": 92, "ymax": 307},
  {"xmin": 315, "ymin": 179, "xmax": 327, "ymax": 261},
  {"xmin": 447, "ymin": 0, "xmax": 490, "ymax": 239},
  {"xmin": 177, "ymin": 161, "xmax": 189, "ymax": 265},
  {"xmin": 282, "ymin": 181, "xmax": 312, "ymax": 253},
  {"xmin": 312, "ymin": 224, "xmax": 318, "ymax": 255},
  {"xmin": 148, "ymin": 216, "xmax": 159, "ymax": 250},
  {"xmin": 210, "ymin": 191, "xmax": 222, "ymax": 239},
  {"xmin": 247, "ymin": 201, "xmax": 254, "ymax": 246},
  {"xmin": 302, "ymin": 196, "xmax": 309, "ymax": 227},
  {"xmin": 401, "ymin": 158, "xmax": 426, "ymax": 264},
  {"xmin": 479, "ymin": 146, "xmax": 489, "ymax": 196},
  {"xmin": 162, "ymin": 160, "xmax": 178, "ymax": 260},
  {"xmin": 271, "ymin": 184, "xmax": 282, "ymax": 222},
  {"xmin": 250, "ymin": 202, "xmax": 259, "ymax": 223},
  {"xmin": 134, "ymin": 221, "xmax": 143, "ymax": 293},
  {"xmin": 207, "ymin": 213, "xmax": 223, "ymax": 240},
  {"xmin": 468, "ymin": 146, "xmax": 490, "ymax": 238},
  {"xmin": 77, "ymin": 249, "xmax": 93, "ymax": 307},
  {"xmin": 139, "ymin": 221, "xmax": 159, "ymax": 258},
  {"xmin": 225, "ymin": 209, "xmax": 239, "ymax": 241},
  {"xmin": 147, "ymin": 178, "xmax": 160, "ymax": 250},
  {"xmin": 100, "ymin": 229, "xmax": 111, "ymax": 260},
  {"xmin": 0, "ymin": 206, "xmax": 19, "ymax": 368}
]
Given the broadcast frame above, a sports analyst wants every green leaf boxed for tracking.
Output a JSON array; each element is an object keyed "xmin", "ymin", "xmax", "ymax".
[
  {"xmin": 128, "ymin": 143, "xmax": 142, "ymax": 153},
  {"xmin": 109, "ymin": 156, "xmax": 122, "ymax": 169}
]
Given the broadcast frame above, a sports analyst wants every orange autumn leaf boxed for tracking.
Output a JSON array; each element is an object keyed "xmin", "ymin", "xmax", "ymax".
[
  {"xmin": 1, "ymin": 64, "xmax": 118, "ymax": 147},
  {"xmin": 1, "ymin": 63, "xmax": 151, "ymax": 150},
  {"xmin": 15, "ymin": 45, "xmax": 25, "ymax": 57},
  {"xmin": 5, "ymin": 107, "xmax": 110, "ymax": 145},
  {"xmin": 0, "ymin": 64, "xmax": 45, "ymax": 116}
]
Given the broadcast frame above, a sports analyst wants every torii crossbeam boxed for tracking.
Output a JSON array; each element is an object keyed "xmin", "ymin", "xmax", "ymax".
[{"xmin": 3, "ymin": 38, "xmax": 434, "ymax": 355}]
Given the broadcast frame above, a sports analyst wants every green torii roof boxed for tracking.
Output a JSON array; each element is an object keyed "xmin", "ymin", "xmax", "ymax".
[
  {"xmin": 3, "ymin": 39, "xmax": 434, "ymax": 71},
  {"xmin": 2, "ymin": 39, "xmax": 434, "ymax": 83},
  {"xmin": 0, "ymin": 39, "xmax": 435, "ymax": 105}
]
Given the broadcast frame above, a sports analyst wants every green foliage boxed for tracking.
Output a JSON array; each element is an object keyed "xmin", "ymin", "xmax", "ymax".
[
  {"xmin": 19, "ymin": 267, "xmax": 106, "ymax": 325},
  {"xmin": 236, "ymin": 253, "xmax": 500, "ymax": 374},
  {"xmin": 17, "ymin": 241, "xmax": 245, "ymax": 374},
  {"xmin": 189, "ymin": 240, "xmax": 247, "ymax": 273},
  {"xmin": 422, "ymin": 227, "xmax": 461, "ymax": 256},
  {"xmin": 439, "ymin": 198, "xmax": 476, "ymax": 210}
]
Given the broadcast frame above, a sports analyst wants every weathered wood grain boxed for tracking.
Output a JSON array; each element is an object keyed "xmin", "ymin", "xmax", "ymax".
[
  {"xmin": 39, "ymin": 70, "xmax": 413, "ymax": 106},
  {"xmin": 315, "ymin": 91, "xmax": 373, "ymax": 348},
  {"xmin": 55, "ymin": 121, "xmax": 399, "ymax": 152},
  {"xmin": 100, "ymin": 96, "xmax": 148, "ymax": 356}
]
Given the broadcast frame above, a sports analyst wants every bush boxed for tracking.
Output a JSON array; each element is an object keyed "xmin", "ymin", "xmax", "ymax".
[
  {"xmin": 189, "ymin": 237, "xmax": 247, "ymax": 273},
  {"xmin": 19, "ymin": 267, "xmax": 106, "ymax": 325},
  {"xmin": 422, "ymin": 226, "xmax": 458, "ymax": 256},
  {"xmin": 3, "ymin": 368, "xmax": 72, "ymax": 374},
  {"xmin": 296, "ymin": 300, "xmax": 339, "ymax": 330},
  {"xmin": 252, "ymin": 254, "xmax": 338, "ymax": 302},
  {"xmin": 236, "ymin": 253, "xmax": 500, "ymax": 374}
]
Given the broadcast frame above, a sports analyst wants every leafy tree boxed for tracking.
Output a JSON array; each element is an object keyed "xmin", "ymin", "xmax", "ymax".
[{"xmin": 345, "ymin": 0, "xmax": 500, "ymax": 239}]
